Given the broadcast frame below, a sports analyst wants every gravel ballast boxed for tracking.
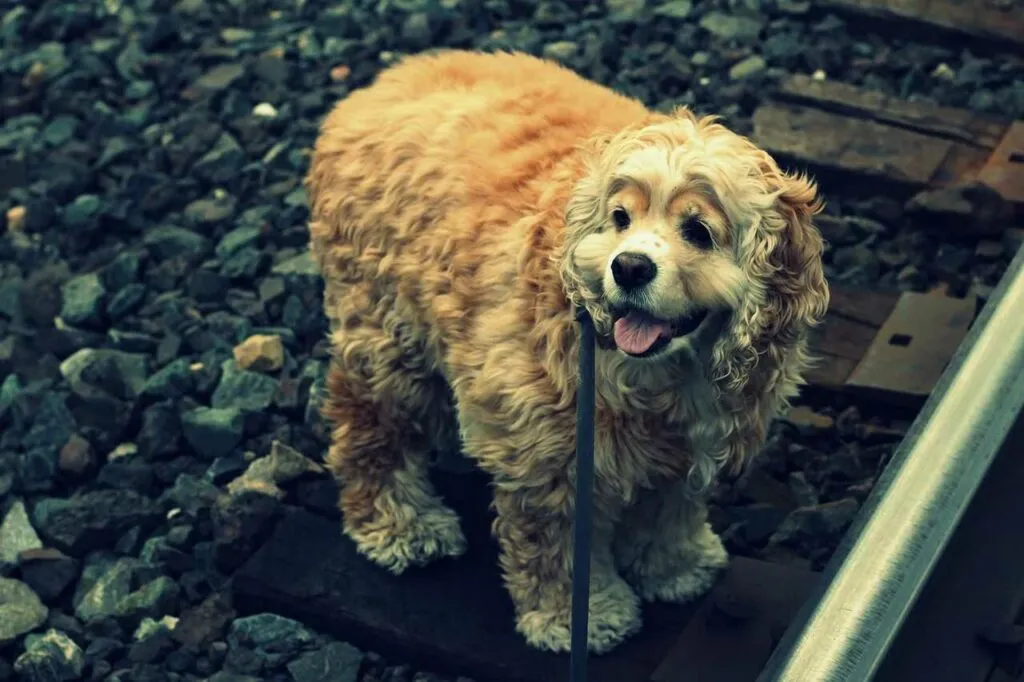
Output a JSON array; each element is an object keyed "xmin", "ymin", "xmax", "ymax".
[{"xmin": 2, "ymin": 0, "xmax": 1022, "ymax": 680}]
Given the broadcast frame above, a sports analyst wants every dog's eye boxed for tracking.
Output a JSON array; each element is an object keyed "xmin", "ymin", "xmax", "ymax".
[
  {"xmin": 681, "ymin": 217, "xmax": 714, "ymax": 249},
  {"xmin": 611, "ymin": 207, "xmax": 631, "ymax": 230}
]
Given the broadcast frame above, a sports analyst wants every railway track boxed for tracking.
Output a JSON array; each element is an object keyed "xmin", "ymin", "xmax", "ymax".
[
  {"xmin": 0, "ymin": 0, "xmax": 1021, "ymax": 680},
  {"xmin": 232, "ymin": 48, "xmax": 1024, "ymax": 682}
]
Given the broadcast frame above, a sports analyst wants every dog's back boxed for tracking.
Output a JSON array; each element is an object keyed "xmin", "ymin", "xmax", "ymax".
[{"xmin": 305, "ymin": 50, "xmax": 650, "ymax": 355}]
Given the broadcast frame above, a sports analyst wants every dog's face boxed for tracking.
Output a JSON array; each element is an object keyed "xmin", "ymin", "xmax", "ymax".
[{"xmin": 562, "ymin": 110, "xmax": 829, "ymax": 383}]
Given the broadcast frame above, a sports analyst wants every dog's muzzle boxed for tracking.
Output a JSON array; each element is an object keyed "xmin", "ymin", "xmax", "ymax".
[{"xmin": 611, "ymin": 306, "xmax": 710, "ymax": 358}]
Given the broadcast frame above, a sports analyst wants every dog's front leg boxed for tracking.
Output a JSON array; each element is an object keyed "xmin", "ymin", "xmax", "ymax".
[
  {"xmin": 488, "ymin": 477, "xmax": 642, "ymax": 655},
  {"xmin": 613, "ymin": 479, "xmax": 728, "ymax": 604}
]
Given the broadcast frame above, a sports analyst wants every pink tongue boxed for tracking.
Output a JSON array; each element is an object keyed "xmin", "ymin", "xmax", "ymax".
[{"xmin": 613, "ymin": 313, "xmax": 669, "ymax": 355}]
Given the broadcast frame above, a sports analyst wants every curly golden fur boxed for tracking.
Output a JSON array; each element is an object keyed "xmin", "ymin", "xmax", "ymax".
[{"xmin": 305, "ymin": 49, "xmax": 829, "ymax": 655}]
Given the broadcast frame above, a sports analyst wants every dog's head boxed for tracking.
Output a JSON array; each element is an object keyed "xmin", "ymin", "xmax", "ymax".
[{"xmin": 561, "ymin": 109, "xmax": 829, "ymax": 391}]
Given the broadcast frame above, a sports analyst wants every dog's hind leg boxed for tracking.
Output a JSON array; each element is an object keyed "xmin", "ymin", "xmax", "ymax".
[{"xmin": 320, "ymin": 290, "xmax": 466, "ymax": 575}]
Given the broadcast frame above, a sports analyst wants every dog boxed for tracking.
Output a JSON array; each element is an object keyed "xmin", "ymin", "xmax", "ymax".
[{"xmin": 305, "ymin": 49, "xmax": 829, "ymax": 655}]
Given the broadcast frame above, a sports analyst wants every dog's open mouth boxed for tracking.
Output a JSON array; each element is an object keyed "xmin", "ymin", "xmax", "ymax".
[{"xmin": 612, "ymin": 307, "xmax": 709, "ymax": 357}]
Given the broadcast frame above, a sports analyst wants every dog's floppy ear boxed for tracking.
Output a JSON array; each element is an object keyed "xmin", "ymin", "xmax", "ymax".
[{"xmin": 711, "ymin": 151, "xmax": 830, "ymax": 396}]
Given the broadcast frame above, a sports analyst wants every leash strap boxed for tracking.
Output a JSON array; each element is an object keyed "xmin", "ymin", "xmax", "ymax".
[{"xmin": 570, "ymin": 307, "xmax": 597, "ymax": 682}]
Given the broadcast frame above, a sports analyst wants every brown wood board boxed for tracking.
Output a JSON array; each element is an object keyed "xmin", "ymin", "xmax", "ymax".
[
  {"xmin": 773, "ymin": 75, "xmax": 1008, "ymax": 149},
  {"xmin": 751, "ymin": 102, "xmax": 966, "ymax": 192},
  {"xmin": 752, "ymin": 77, "xmax": 1020, "ymax": 202},
  {"xmin": 804, "ymin": 287, "xmax": 901, "ymax": 390},
  {"xmin": 233, "ymin": 470, "xmax": 689, "ymax": 682},
  {"xmin": 814, "ymin": 0, "xmax": 1024, "ymax": 53},
  {"xmin": 651, "ymin": 560, "xmax": 818, "ymax": 682},
  {"xmin": 844, "ymin": 291, "xmax": 976, "ymax": 406},
  {"xmin": 872, "ymin": 415, "xmax": 1024, "ymax": 682},
  {"xmin": 233, "ymin": 469, "xmax": 817, "ymax": 682}
]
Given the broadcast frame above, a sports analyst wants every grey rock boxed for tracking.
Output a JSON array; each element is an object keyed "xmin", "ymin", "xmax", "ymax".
[
  {"xmin": 73, "ymin": 556, "xmax": 139, "ymax": 622},
  {"xmin": 0, "ymin": 278, "xmax": 23, "ymax": 322},
  {"xmin": 143, "ymin": 225, "xmax": 211, "ymax": 262},
  {"xmin": 162, "ymin": 473, "xmax": 223, "ymax": 518},
  {"xmin": 194, "ymin": 132, "xmax": 246, "ymax": 185},
  {"xmin": 59, "ymin": 348, "xmax": 150, "ymax": 402},
  {"xmin": 286, "ymin": 641, "xmax": 364, "ymax": 682},
  {"xmin": 17, "ymin": 549, "xmax": 79, "ymax": 603},
  {"xmin": 13, "ymin": 628, "xmax": 84, "ymax": 681},
  {"xmin": 192, "ymin": 63, "xmax": 247, "ymax": 93},
  {"xmin": 788, "ymin": 472, "xmax": 819, "ymax": 507},
  {"xmin": 729, "ymin": 55, "xmax": 766, "ymax": 80},
  {"xmin": 105, "ymin": 283, "xmax": 147, "ymax": 320},
  {"xmin": 699, "ymin": 12, "xmax": 764, "ymax": 41},
  {"xmin": 228, "ymin": 613, "xmax": 315, "ymax": 656},
  {"xmin": 769, "ymin": 498, "xmax": 860, "ymax": 547},
  {"xmin": 181, "ymin": 407, "xmax": 245, "ymax": 460},
  {"xmin": 115, "ymin": 576, "xmax": 181, "ymax": 628},
  {"xmin": 59, "ymin": 273, "xmax": 106, "ymax": 328},
  {"xmin": 216, "ymin": 226, "xmax": 261, "ymax": 260},
  {"xmin": 140, "ymin": 358, "xmax": 194, "ymax": 401},
  {"xmin": 653, "ymin": 0, "xmax": 692, "ymax": 18},
  {"xmin": 32, "ymin": 490, "xmax": 163, "ymax": 556},
  {"xmin": 19, "ymin": 394, "xmax": 76, "ymax": 493},
  {"xmin": 185, "ymin": 195, "xmax": 237, "ymax": 227},
  {"xmin": 904, "ymin": 182, "xmax": 1011, "ymax": 238},
  {"xmin": 101, "ymin": 252, "xmax": 141, "ymax": 291},
  {"xmin": 607, "ymin": 0, "xmax": 647, "ymax": 20},
  {"xmin": 542, "ymin": 41, "xmax": 578, "ymax": 62},
  {"xmin": 0, "ymin": 578, "xmax": 48, "ymax": 645},
  {"xmin": 271, "ymin": 252, "xmax": 319, "ymax": 279},
  {"xmin": 832, "ymin": 244, "xmax": 881, "ymax": 283},
  {"xmin": 212, "ymin": 359, "xmax": 279, "ymax": 413},
  {"xmin": 63, "ymin": 194, "xmax": 102, "ymax": 228},
  {"xmin": 815, "ymin": 215, "xmax": 860, "ymax": 247},
  {"xmin": 227, "ymin": 440, "xmax": 324, "ymax": 498},
  {"xmin": 1, "ymin": 373, "xmax": 22, "ymax": 414},
  {"xmin": 0, "ymin": 500, "xmax": 43, "ymax": 565}
]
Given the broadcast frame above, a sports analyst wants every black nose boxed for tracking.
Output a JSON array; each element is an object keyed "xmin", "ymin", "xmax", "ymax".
[{"xmin": 611, "ymin": 252, "xmax": 657, "ymax": 289}]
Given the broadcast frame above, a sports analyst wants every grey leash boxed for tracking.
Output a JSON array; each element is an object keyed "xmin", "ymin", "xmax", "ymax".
[{"xmin": 570, "ymin": 307, "xmax": 597, "ymax": 682}]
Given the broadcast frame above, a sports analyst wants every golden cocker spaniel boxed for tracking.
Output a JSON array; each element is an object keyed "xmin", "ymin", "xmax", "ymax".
[{"xmin": 305, "ymin": 49, "xmax": 829, "ymax": 655}]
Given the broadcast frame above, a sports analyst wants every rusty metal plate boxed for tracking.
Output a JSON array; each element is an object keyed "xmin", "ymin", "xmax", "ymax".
[
  {"xmin": 844, "ymin": 291, "xmax": 976, "ymax": 404},
  {"xmin": 977, "ymin": 121, "xmax": 1024, "ymax": 205}
]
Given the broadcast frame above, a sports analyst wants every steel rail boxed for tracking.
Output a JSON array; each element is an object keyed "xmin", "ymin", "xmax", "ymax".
[{"xmin": 756, "ymin": 241, "xmax": 1024, "ymax": 682}]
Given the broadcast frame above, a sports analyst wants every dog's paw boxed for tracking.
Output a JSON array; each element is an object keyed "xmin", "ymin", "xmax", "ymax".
[
  {"xmin": 349, "ymin": 505, "xmax": 467, "ymax": 575},
  {"xmin": 516, "ymin": 578, "xmax": 642, "ymax": 655},
  {"xmin": 632, "ymin": 525, "xmax": 728, "ymax": 603}
]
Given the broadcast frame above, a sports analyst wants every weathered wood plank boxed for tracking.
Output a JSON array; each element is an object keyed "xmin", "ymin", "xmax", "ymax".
[
  {"xmin": 650, "ymin": 560, "xmax": 817, "ymax": 682},
  {"xmin": 751, "ymin": 102, "xmax": 967, "ymax": 192},
  {"xmin": 773, "ymin": 75, "xmax": 1008, "ymax": 148},
  {"xmin": 814, "ymin": 0, "xmax": 1024, "ymax": 53},
  {"xmin": 234, "ymin": 471, "xmax": 696, "ymax": 682},
  {"xmin": 234, "ymin": 466, "xmax": 817, "ymax": 682},
  {"xmin": 805, "ymin": 287, "xmax": 901, "ymax": 390},
  {"xmin": 753, "ymin": 77, "xmax": 1021, "ymax": 203}
]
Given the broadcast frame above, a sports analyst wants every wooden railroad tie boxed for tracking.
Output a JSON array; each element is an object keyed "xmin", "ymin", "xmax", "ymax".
[
  {"xmin": 752, "ymin": 74, "xmax": 1024, "ymax": 211},
  {"xmin": 812, "ymin": 0, "xmax": 1024, "ymax": 55},
  {"xmin": 232, "ymin": 470, "xmax": 819, "ymax": 682}
]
